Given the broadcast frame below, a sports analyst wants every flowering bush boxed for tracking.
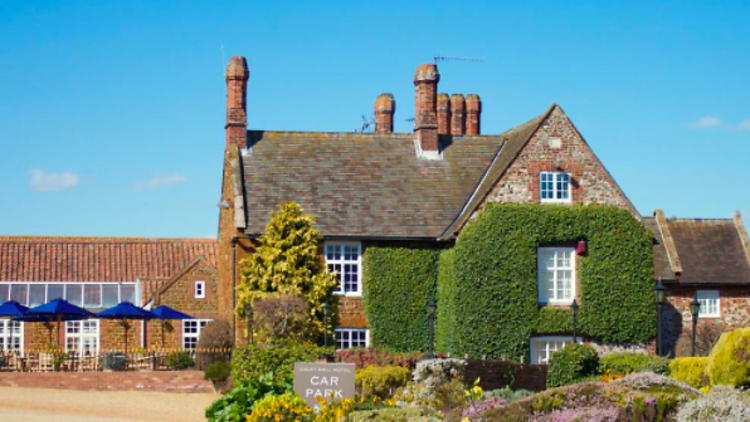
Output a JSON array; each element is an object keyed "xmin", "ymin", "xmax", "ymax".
[
  {"xmin": 412, "ymin": 358, "xmax": 466, "ymax": 385},
  {"xmin": 335, "ymin": 347, "xmax": 421, "ymax": 370},
  {"xmin": 676, "ymin": 385, "xmax": 750, "ymax": 422},
  {"xmin": 461, "ymin": 396, "xmax": 507, "ymax": 420},
  {"xmin": 614, "ymin": 372, "xmax": 700, "ymax": 395},
  {"xmin": 246, "ymin": 392, "xmax": 314, "ymax": 422},
  {"xmin": 355, "ymin": 365, "xmax": 411, "ymax": 399},
  {"xmin": 397, "ymin": 358, "xmax": 467, "ymax": 410},
  {"xmin": 482, "ymin": 387, "xmax": 534, "ymax": 403},
  {"xmin": 205, "ymin": 373, "xmax": 291, "ymax": 422}
]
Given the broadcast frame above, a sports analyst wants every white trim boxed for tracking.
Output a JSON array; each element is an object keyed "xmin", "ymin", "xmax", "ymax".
[
  {"xmin": 530, "ymin": 335, "xmax": 577, "ymax": 365},
  {"xmin": 696, "ymin": 290, "xmax": 720, "ymax": 318},
  {"xmin": 65, "ymin": 319, "xmax": 100, "ymax": 355},
  {"xmin": 324, "ymin": 241, "xmax": 363, "ymax": 297},
  {"xmin": 537, "ymin": 247, "xmax": 576, "ymax": 305},
  {"xmin": 540, "ymin": 171, "xmax": 572, "ymax": 204},
  {"xmin": 195, "ymin": 281, "xmax": 206, "ymax": 299},
  {"xmin": 334, "ymin": 328, "xmax": 369, "ymax": 349}
]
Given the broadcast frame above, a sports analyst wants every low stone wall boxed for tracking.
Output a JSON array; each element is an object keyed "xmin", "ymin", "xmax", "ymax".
[
  {"xmin": 464, "ymin": 359, "xmax": 548, "ymax": 391},
  {"xmin": 0, "ymin": 370, "xmax": 213, "ymax": 393}
]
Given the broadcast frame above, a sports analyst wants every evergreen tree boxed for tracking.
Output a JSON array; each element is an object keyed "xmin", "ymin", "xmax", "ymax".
[{"xmin": 237, "ymin": 202, "xmax": 338, "ymax": 341}]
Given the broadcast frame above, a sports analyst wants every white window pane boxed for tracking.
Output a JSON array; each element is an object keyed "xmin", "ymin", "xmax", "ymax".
[
  {"xmin": 29, "ymin": 284, "xmax": 46, "ymax": 307},
  {"xmin": 66, "ymin": 284, "xmax": 83, "ymax": 306},
  {"xmin": 120, "ymin": 285, "xmax": 136, "ymax": 304},
  {"xmin": 102, "ymin": 285, "xmax": 119, "ymax": 307},
  {"xmin": 84, "ymin": 284, "xmax": 101, "ymax": 308},
  {"xmin": 47, "ymin": 284, "xmax": 64, "ymax": 301},
  {"xmin": 10, "ymin": 284, "xmax": 28, "ymax": 305}
]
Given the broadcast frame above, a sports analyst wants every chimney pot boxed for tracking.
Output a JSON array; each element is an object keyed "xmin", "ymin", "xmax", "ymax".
[
  {"xmin": 466, "ymin": 94, "xmax": 482, "ymax": 135},
  {"xmin": 450, "ymin": 94, "xmax": 466, "ymax": 136},
  {"xmin": 437, "ymin": 93, "xmax": 451, "ymax": 135},
  {"xmin": 374, "ymin": 93, "xmax": 396, "ymax": 133},
  {"xmin": 225, "ymin": 56, "xmax": 249, "ymax": 148}
]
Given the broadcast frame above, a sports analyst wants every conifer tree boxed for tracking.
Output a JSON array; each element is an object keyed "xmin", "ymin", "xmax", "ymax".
[{"xmin": 237, "ymin": 202, "xmax": 338, "ymax": 341}]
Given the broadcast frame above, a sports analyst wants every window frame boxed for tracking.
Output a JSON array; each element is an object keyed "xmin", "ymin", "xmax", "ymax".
[
  {"xmin": 182, "ymin": 319, "xmax": 212, "ymax": 350},
  {"xmin": 324, "ymin": 241, "xmax": 363, "ymax": 297},
  {"xmin": 530, "ymin": 335, "xmax": 577, "ymax": 365},
  {"xmin": 195, "ymin": 281, "xmax": 206, "ymax": 299},
  {"xmin": 537, "ymin": 247, "xmax": 576, "ymax": 305},
  {"xmin": 540, "ymin": 171, "xmax": 572, "ymax": 204},
  {"xmin": 65, "ymin": 319, "xmax": 100, "ymax": 356},
  {"xmin": 0, "ymin": 320, "xmax": 24, "ymax": 353},
  {"xmin": 0, "ymin": 282, "xmax": 139, "ymax": 309},
  {"xmin": 696, "ymin": 290, "xmax": 720, "ymax": 318},
  {"xmin": 334, "ymin": 328, "xmax": 369, "ymax": 350}
]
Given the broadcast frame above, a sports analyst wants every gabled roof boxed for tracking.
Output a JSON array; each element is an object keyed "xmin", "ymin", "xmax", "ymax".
[
  {"xmin": 0, "ymin": 236, "xmax": 217, "ymax": 282},
  {"xmin": 644, "ymin": 212, "xmax": 750, "ymax": 285},
  {"xmin": 240, "ymin": 106, "xmax": 553, "ymax": 239}
]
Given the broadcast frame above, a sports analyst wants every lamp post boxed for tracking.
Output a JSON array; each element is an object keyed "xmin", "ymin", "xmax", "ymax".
[
  {"xmin": 425, "ymin": 299, "xmax": 437, "ymax": 359},
  {"xmin": 654, "ymin": 279, "xmax": 667, "ymax": 356},
  {"xmin": 243, "ymin": 303, "xmax": 254, "ymax": 346},
  {"xmin": 323, "ymin": 299, "xmax": 331, "ymax": 348},
  {"xmin": 689, "ymin": 292, "xmax": 701, "ymax": 357},
  {"xmin": 571, "ymin": 299, "xmax": 579, "ymax": 343}
]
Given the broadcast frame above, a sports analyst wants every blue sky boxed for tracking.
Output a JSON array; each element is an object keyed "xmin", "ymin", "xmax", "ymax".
[{"xmin": 0, "ymin": 1, "xmax": 748, "ymax": 238}]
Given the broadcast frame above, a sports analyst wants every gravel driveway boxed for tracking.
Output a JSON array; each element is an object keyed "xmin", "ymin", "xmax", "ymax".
[{"xmin": 0, "ymin": 386, "xmax": 220, "ymax": 422}]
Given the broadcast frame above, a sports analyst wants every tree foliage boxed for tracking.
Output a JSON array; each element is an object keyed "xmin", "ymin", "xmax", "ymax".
[{"xmin": 237, "ymin": 202, "xmax": 338, "ymax": 340}]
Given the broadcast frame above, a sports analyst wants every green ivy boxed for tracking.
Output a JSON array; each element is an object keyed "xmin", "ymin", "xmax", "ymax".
[
  {"xmin": 362, "ymin": 244, "xmax": 442, "ymax": 351},
  {"xmin": 436, "ymin": 203, "xmax": 656, "ymax": 361}
]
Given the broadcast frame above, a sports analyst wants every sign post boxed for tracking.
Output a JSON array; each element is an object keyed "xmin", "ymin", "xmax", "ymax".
[{"xmin": 293, "ymin": 362, "xmax": 356, "ymax": 411}]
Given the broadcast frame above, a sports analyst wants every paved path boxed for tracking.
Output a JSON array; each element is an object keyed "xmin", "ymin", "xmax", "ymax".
[{"xmin": 0, "ymin": 386, "xmax": 220, "ymax": 422}]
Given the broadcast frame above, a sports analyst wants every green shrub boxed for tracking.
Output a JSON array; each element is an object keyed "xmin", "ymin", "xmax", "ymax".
[
  {"xmin": 166, "ymin": 351, "xmax": 194, "ymax": 370},
  {"xmin": 205, "ymin": 373, "xmax": 291, "ymax": 422},
  {"xmin": 363, "ymin": 244, "xmax": 442, "ymax": 351},
  {"xmin": 355, "ymin": 365, "xmax": 411, "ymax": 399},
  {"xmin": 196, "ymin": 319, "xmax": 233, "ymax": 370},
  {"xmin": 205, "ymin": 361, "xmax": 232, "ymax": 383},
  {"xmin": 483, "ymin": 387, "xmax": 534, "ymax": 403},
  {"xmin": 599, "ymin": 352, "xmax": 670, "ymax": 375},
  {"xmin": 546, "ymin": 344, "xmax": 599, "ymax": 388},
  {"xmin": 101, "ymin": 352, "xmax": 127, "ymax": 371},
  {"xmin": 669, "ymin": 357, "xmax": 708, "ymax": 389},
  {"xmin": 437, "ymin": 204, "xmax": 655, "ymax": 361},
  {"xmin": 231, "ymin": 341, "xmax": 329, "ymax": 385},
  {"xmin": 705, "ymin": 328, "xmax": 750, "ymax": 387}
]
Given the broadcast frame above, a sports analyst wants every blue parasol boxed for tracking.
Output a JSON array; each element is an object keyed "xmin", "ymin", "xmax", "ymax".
[
  {"xmin": 97, "ymin": 302, "xmax": 156, "ymax": 353},
  {"xmin": 22, "ymin": 298, "xmax": 96, "ymax": 346},
  {"xmin": 150, "ymin": 305, "xmax": 194, "ymax": 348}
]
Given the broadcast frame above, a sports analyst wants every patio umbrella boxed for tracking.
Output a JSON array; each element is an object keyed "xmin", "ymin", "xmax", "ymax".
[
  {"xmin": 22, "ymin": 299, "xmax": 95, "ymax": 347},
  {"xmin": 150, "ymin": 305, "xmax": 193, "ymax": 349},
  {"xmin": 0, "ymin": 301, "xmax": 29, "ymax": 357},
  {"xmin": 96, "ymin": 302, "xmax": 156, "ymax": 353}
]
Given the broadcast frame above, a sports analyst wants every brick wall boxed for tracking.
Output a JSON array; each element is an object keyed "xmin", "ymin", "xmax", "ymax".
[
  {"xmin": 0, "ymin": 370, "xmax": 212, "ymax": 393},
  {"xmin": 478, "ymin": 106, "xmax": 635, "ymax": 214},
  {"xmin": 464, "ymin": 359, "xmax": 547, "ymax": 391}
]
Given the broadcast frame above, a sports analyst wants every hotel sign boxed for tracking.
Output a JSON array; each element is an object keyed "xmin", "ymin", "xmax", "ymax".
[{"xmin": 293, "ymin": 362, "xmax": 355, "ymax": 410}]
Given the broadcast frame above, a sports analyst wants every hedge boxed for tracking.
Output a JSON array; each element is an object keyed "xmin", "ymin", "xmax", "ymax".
[
  {"xmin": 363, "ymin": 244, "xmax": 442, "ymax": 351},
  {"xmin": 436, "ymin": 203, "xmax": 655, "ymax": 361},
  {"xmin": 231, "ymin": 342, "xmax": 329, "ymax": 385},
  {"xmin": 669, "ymin": 357, "xmax": 708, "ymax": 388},
  {"xmin": 599, "ymin": 352, "xmax": 670, "ymax": 375},
  {"xmin": 546, "ymin": 343, "xmax": 599, "ymax": 388},
  {"xmin": 705, "ymin": 328, "xmax": 750, "ymax": 387}
]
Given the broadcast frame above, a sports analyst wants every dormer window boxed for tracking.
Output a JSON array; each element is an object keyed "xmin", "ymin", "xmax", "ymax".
[{"xmin": 540, "ymin": 171, "xmax": 571, "ymax": 203}]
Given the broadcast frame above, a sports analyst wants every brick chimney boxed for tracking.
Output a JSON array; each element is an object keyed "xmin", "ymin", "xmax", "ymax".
[
  {"xmin": 413, "ymin": 64, "xmax": 440, "ymax": 154},
  {"xmin": 225, "ymin": 56, "xmax": 249, "ymax": 148},
  {"xmin": 450, "ymin": 94, "xmax": 466, "ymax": 136},
  {"xmin": 437, "ymin": 93, "xmax": 451, "ymax": 135},
  {"xmin": 466, "ymin": 94, "xmax": 482, "ymax": 135},
  {"xmin": 374, "ymin": 93, "xmax": 395, "ymax": 133}
]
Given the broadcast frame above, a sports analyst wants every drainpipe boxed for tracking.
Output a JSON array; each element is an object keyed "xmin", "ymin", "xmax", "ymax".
[{"xmin": 231, "ymin": 236, "xmax": 238, "ymax": 345}]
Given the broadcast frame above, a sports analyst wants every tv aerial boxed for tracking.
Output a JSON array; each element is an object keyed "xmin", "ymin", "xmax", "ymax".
[
  {"xmin": 356, "ymin": 115, "xmax": 375, "ymax": 133},
  {"xmin": 433, "ymin": 55, "xmax": 484, "ymax": 64}
]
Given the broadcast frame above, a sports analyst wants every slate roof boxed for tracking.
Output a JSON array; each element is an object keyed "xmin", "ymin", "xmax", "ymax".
[
  {"xmin": 240, "ymin": 107, "xmax": 552, "ymax": 239},
  {"xmin": 0, "ymin": 236, "xmax": 217, "ymax": 282},
  {"xmin": 644, "ymin": 216, "xmax": 750, "ymax": 285}
]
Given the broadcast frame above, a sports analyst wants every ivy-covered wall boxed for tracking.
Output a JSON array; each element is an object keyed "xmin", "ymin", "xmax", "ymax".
[
  {"xmin": 436, "ymin": 203, "xmax": 656, "ymax": 361},
  {"xmin": 362, "ymin": 244, "xmax": 443, "ymax": 351}
]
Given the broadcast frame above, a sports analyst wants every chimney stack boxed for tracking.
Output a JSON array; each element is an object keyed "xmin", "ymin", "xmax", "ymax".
[
  {"xmin": 413, "ymin": 64, "xmax": 440, "ymax": 154},
  {"xmin": 225, "ymin": 56, "xmax": 249, "ymax": 148},
  {"xmin": 374, "ymin": 93, "xmax": 395, "ymax": 133},
  {"xmin": 450, "ymin": 94, "xmax": 466, "ymax": 136},
  {"xmin": 466, "ymin": 94, "xmax": 482, "ymax": 135},
  {"xmin": 437, "ymin": 93, "xmax": 451, "ymax": 135}
]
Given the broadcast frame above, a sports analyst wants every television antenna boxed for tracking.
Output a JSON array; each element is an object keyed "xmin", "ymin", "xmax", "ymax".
[
  {"xmin": 433, "ymin": 55, "xmax": 484, "ymax": 64},
  {"xmin": 356, "ymin": 115, "xmax": 375, "ymax": 133}
]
